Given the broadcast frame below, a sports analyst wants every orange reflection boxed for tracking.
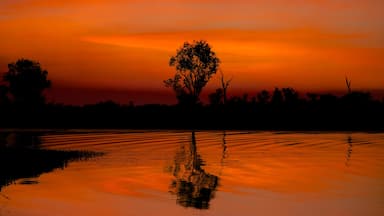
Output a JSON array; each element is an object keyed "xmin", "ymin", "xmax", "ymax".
[{"xmin": 1, "ymin": 131, "xmax": 383, "ymax": 216}]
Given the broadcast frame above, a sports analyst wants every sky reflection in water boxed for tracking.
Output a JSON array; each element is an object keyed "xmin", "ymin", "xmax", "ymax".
[{"xmin": 0, "ymin": 130, "xmax": 383, "ymax": 216}]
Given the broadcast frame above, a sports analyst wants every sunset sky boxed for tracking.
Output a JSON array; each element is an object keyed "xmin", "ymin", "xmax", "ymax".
[{"xmin": 0, "ymin": 0, "xmax": 383, "ymax": 104}]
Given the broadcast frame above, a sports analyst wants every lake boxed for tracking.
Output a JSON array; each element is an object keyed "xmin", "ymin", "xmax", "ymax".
[{"xmin": 0, "ymin": 130, "xmax": 383, "ymax": 216}]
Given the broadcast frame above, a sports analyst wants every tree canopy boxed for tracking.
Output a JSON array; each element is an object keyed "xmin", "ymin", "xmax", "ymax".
[
  {"xmin": 3, "ymin": 59, "xmax": 51, "ymax": 108},
  {"xmin": 165, "ymin": 40, "xmax": 220, "ymax": 105}
]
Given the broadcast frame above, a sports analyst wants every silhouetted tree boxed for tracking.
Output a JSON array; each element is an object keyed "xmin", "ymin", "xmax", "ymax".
[
  {"xmin": 306, "ymin": 93, "xmax": 318, "ymax": 103},
  {"xmin": 345, "ymin": 76, "xmax": 352, "ymax": 94},
  {"xmin": 342, "ymin": 91, "xmax": 372, "ymax": 106},
  {"xmin": 271, "ymin": 88, "xmax": 283, "ymax": 105},
  {"xmin": 219, "ymin": 70, "xmax": 232, "ymax": 105},
  {"xmin": 3, "ymin": 59, "xmax": 51, "ymax": 108},
  {"xmin": 208, "ymin": 71, "xmax": 231, "ymax": 106},
  {"xmin": 282, "ymin": 88, "xmax": 299, "ymax": 104},
  {"xmin": 208, "ymin": 88, "xmax": 224, "ymax": 106},
  {"xmin": 257, "ymin": 90, "xmax": 270, "ymax": 104},
  {"xmin": 164, "ymin": 40, "xmax": 220, "ymax": 105}
]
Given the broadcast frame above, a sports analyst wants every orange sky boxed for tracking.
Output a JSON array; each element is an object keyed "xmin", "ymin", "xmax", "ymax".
[{"xmin": 0, "ymin": 0, "xmax": 383, "ymax": 104}]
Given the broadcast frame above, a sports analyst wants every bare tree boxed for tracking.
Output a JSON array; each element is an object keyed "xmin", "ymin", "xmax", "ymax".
[
  {"xmin": 345, "ymin": 76, "xmax": 352, "ymax": 94},
  {"xmin": 219, "ymin": 70, "xmax": 232, "ymax": 105}
]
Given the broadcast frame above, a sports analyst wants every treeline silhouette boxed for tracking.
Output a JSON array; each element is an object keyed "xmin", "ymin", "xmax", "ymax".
[
  {"xmin": 0, "ymin": 88, "xmax": 383, "ymax": 130},
  {"xmin": 1, "ymin": 58, "xmax": 383, "ymax": 131}
]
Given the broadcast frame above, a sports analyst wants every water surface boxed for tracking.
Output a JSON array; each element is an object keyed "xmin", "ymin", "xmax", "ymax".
[{"xmin": 0, "ymin": 130, "xmax": 383, "ymax": 216}]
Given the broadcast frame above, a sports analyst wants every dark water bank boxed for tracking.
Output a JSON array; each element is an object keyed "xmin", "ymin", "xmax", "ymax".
[
  {"xmin": 0, "ymin": 148, "xmax": 102, "ymax": 192},
  {"xmin": 0, "ymin": 132, "xmax": 103, "ymax": 192}
]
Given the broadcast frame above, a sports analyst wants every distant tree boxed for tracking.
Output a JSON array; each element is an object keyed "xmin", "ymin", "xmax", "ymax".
[
  {"xmin": 208, "ymin": 88, "xmax": 224, "ymax": 106},
  {"xmin": 219, "ymin": 70, "xmax": 232, "ymax": 105},
  {"xmin": 271, "ymin": 88, "xmax": 283, "ymax": 105},
  {"xmin": 3, "ymin": 59, "xmax": 51, "ymax": 108},
  {"xmin": 282, "ymin": 88, "xmax": 299, "ymax": 104},
  {"xmin": 227, "ymin": 94, "xmax": 249, "ymax": 108},
  {"xmin": 257, "ymin": 90, "xmax": 270, "ymax": 104},
  {"xmin": 165, "ymin": 40, "xmax": 220, "ymax": 105},
  {"xmin": 342, "ymin": 91, "xmax": 372, "ymax": 105},
  {"xmin": 345, "ymin": 76, "xmax": 352, "ymax": 94},
  {"xmin": 208, "ymin": 71, "xmax": 232, "ymax": 106},
  {"xmin": 306, "ymin": 93, "xmax": 318, "ymax": 103}
]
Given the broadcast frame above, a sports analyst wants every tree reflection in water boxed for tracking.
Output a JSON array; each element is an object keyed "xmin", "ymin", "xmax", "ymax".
[
  {"xmin": 345, "ymin": 135, "xmax": 353, "ymax": 167},
  {"xmin": 169, "ymin": 131, "xmax": 219, "ymax": 209}
]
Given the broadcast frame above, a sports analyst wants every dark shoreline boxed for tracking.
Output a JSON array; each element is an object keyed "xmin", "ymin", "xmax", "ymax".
[
  {"xmin": 0, "ymin": 147, "xmax": 103, "ymax": 192},
  {"xmin": 1, "ymin": 89, "xmax": 383, "ymax": 132}
]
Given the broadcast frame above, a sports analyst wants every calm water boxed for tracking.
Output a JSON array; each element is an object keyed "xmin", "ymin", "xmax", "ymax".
[{"xmin": 0, "ymin": 130, "xmax": 383, "ymax": 216}]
